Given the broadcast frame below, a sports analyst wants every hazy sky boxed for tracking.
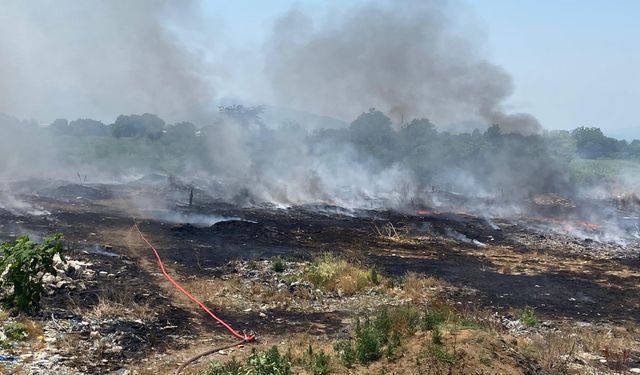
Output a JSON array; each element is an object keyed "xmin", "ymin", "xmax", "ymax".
[{"xmin": 202, "ymin": 0, "xmax": 640, "ymax": 139}]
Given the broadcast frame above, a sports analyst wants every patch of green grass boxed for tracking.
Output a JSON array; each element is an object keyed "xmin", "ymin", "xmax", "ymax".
[
  {"xmin": 570, "ymin": 158, "xmax": 640, "ymax": 183},
  {"xmin": 520, "ymin": 307, "xmax": 538, "ymax": 327}
]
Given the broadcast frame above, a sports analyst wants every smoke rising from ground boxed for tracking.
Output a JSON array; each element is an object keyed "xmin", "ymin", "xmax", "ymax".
[{"xmin": 265, "ymin": 0, "xmax": 541, "ymax": 133}]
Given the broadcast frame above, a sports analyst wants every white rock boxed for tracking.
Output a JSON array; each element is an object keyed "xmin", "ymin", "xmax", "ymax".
[
  {"xmin": 82, "ymin": 269, "xmax": 96, "ymax": 280},
  {"xmin": 42, "ymin": 274, "xmax": 56, "ymax": 284},
  {"xmin": 55, "ymin": 281, "xmax": 67, "ymax": 289}
]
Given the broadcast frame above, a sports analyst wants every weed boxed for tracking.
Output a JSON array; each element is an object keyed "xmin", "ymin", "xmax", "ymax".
[
  {"xmin": 460, "ymin": 319, "xmax": 481, "ymax": 330},
  {"xmin": 333, "ymin": 340, "xmax": 356, "ymax": 368},
  {"xmin": 3, "ymin": 322, "xmax": 28, "ymax": 341},
  {"xmin": 431, "ymin": 325, "xmax": 443, "ymax": 346},
  {"xmin": 519, "ymin": 307, "xmax": 538, "ymax": 327},
  {"xmin": 369, "ymin": 268, "xmax": 380, "ymax": 285},
  {"xmin": 302, "ymin": 345, "xmax": 331, "ymax": 375},
  {"xmin": 479, "ymin": 356, "xmax": 492, "ymax": 366},
  {"xmin": 527, "ymin": 332, "xmax": 577, "ymax": 373},
  {"xmin": 603, "ymin": 347, "xmax": 631, "ymax": 371},
  {"xmin": 0, "ymin": 234, "xmax": 64, "ymax": 313},
  {"xmin": 428, "ymin": 344, "xmax": 458, "ymax": 364},
  {"xmin": 421, "ymin": 308, "xmax": 447, "ymax": 331}
]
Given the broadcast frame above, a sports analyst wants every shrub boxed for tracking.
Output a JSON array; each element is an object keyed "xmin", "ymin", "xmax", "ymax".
[
  {"xmin": 0, "ymin": 233, "xmax": 64, "ymax": 313},
  {"xmin": 354, "ymin": 318, "xmax": 385, "ymax": 364},
  {"xmin": 520, "ymin": 307, "xmax": 538, "ymax": 327},
  {"xmin": 271, "ymin": 256, "xmax": 286, "ymax": 273}
]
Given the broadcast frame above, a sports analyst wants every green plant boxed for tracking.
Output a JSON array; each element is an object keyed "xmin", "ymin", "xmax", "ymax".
[
  {"xmin": 520, "ymin": 307, "xmax": 538, "ymax": 327},
  {"xmin": 0, "ymin": 233, "xmax": 64, "ymax": 313},
  {"xmin": 428, "ymin": 344, "xmax": 458, "ymax": 364},
  {"xmin": 302, "ymin": 345, "xmax": 331, "ymax": 375},
  {"xmin": 246, "ymin": 346, "xmax": 292, "ymax": 374},
  {"xmin": 201, "ymin": 346, "xmax": 291, "ymax": 375},
  {"xmin": 201, "ymin": 358, "xmax": 242, "ymax": 375},
  {"xmin": 354, "ymin": 318, "xmax": 385, "ymax": 364},
  {"xmin": 421, "ymin": 308, "xmax": 447, "ymax": 331},
  {"xmin": 271, "ymin": 256, "xmax": 286, "ymax": 273},
  {"xmin": 333, "ymin": 340, "xmax": 356, "ymax": 368},
  {"xmin": 431, "ymin": 325, "xmax": 443, "ymax": 345},
  {"xmin": 3, "ymin": 322, "xmax": 28, "ymax": 341},
  {"xmin": 369, "ymin": 268, "xmax": 380, "ymax": 285}
]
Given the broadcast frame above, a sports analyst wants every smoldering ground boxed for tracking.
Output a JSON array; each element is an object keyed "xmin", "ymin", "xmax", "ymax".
[{"xmin": 0, "ymin": 1, "xmax": 637, "ymax": 243}]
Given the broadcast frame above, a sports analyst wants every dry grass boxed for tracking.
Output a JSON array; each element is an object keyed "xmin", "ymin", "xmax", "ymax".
[
  {"xmin": 71, "ymin": 287, "xmax": 152, "ymax": 320},
  {"xmin": 373, "ymin": 222, "xmax": 411, "ymax": 243},
  {"xmin": 303, "ymin": 253, "xmax": 380, "ymax": 295},
  {"xmin": 402, "ymin": 272, "xmax": 448, "ymax": 302},
  {"xmin": 525, "ymin": 332, "xmax": 577, "ymax": 373}
]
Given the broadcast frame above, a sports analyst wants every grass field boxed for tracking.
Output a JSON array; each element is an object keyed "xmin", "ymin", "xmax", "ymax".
[{"xmin": 570, "ymin": 158, "xmax": 640, "ymax": 184}]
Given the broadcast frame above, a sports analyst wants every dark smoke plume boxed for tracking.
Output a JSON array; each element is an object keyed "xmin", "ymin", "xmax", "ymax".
[{"xmin": 265, "ymin": 0, "xmax": 541, "ymax": 133}]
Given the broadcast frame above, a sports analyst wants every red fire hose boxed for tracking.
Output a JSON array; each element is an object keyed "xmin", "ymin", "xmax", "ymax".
[{"xmin": 132, "ymin": 221, "xmax": 255, "ymax": 373}]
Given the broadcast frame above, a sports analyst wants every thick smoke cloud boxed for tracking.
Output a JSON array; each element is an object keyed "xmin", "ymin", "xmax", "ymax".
[
  {"xmin": 265, "ymin": 0, "xmax": 541, "ymax": 133},
  {"xmin": 0, "ymin": 0, "xmax": 211, "ymax": 123}
]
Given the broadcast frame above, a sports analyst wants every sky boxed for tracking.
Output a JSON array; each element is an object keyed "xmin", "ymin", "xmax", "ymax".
[{"xmin": 201, "ymin": 0, "xmax": 640, "ymax": 139}]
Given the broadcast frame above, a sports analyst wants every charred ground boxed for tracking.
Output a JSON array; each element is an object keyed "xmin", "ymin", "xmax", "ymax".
[{"xmin": 1, "ymin": 180, "xmax": 639, "ymax": 374}]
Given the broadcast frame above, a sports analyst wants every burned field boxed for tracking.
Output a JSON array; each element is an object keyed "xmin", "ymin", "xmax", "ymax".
[{"xmin": 1, "ymin": 180, "xmax": 640, "ymax": 374}]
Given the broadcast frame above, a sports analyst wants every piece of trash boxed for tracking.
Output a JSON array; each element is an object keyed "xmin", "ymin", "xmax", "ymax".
[{"xmin": 0, "ymin": 355, "xmax": 17, "ymax": 362}]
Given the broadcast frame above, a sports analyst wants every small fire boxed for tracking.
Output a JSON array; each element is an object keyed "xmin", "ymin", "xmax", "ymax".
[{"xmin": 523, "ymin": 215, "xmax": 602, "ymax": 234}]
